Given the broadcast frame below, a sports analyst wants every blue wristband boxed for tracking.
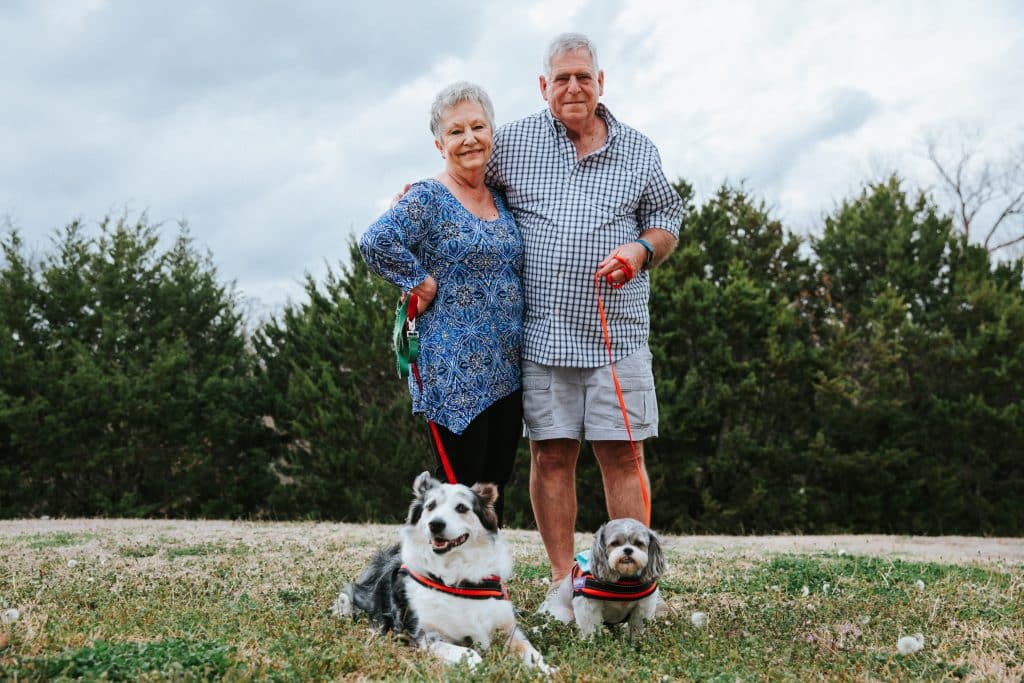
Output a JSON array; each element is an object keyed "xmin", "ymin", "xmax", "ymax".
[{"xmin": 634, "ymin": 238, "xmax": 654, "ymax": 269}]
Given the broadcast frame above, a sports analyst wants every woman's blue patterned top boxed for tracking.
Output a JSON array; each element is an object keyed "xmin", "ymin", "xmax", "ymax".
[{"xmin": 359, "ymin": 178, "xmax": 524, "ymax": 435}]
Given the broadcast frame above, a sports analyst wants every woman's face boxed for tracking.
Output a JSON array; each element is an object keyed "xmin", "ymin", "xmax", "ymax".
[{"xmin": 434, "ymin": 100, "xmax": 493, "ymax": 174}]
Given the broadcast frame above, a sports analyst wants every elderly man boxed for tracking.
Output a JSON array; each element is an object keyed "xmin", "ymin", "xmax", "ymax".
[{"xmin": 487, "ymin": 32, "xmax": 684, "ymax": 619}]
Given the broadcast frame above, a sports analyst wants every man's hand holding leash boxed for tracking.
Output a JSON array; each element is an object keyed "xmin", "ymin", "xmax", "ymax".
[{"xmin": 596, "ymin": 241, "xmax": 648, "ymax": 287}]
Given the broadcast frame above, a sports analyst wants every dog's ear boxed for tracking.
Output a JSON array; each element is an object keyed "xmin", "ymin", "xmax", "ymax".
[
  {"xmin": 406, "ymin": 496, "xmax": 424, "ymax": 525},
  {"xmin": 590, "ymin": 522, "xmax": 610, "ymax": 579},
  {"xmin": 471, "ymin": 482, "xmax": 499, "ymax": 532},
  {"xmin": 413, "ymin": 470, "xmax": 438, "ymax": 496},
  {"xmin": 471, "ymin": 482, "xmax": 498, "ymax": 506},
  {"xmin": 640, "ymin": 528, "xmax": 667, "ymax": 582},
  {"xmin": 407, "ymin": 471, "xmax": 436, "ymax": 525}
]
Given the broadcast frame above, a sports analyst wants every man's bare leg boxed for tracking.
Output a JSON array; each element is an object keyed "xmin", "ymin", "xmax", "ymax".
[
  {"xmin": 529, "ymin": 438, "xmax": 580, "ymax": 582},
  {"xmin": 592, "ymin": 440, "xmax": 650, "ymax": 523}
]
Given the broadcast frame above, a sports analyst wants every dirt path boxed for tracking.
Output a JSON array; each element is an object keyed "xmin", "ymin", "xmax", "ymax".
[
  {"xmin": 653, "ymin": 533, "xmax": 1024, "ymax": 565},
  {"xmin": 2, "ymin": 519, "xmax": 1021, "ymax": 566}
]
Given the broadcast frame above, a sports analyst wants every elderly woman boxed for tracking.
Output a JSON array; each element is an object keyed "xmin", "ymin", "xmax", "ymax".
[{"xmin": 360, "ymin": 82, "xmax": 523, "ymax": 525}]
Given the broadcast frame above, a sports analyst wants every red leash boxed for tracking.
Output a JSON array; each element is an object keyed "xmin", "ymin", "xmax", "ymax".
[
  {"xmin": 404, "ymin": 294, "xmax": 457, "ymax": 485},
  {"xmin": 595, "ymin": 262, "xmax": 652, "ymax": 526}
]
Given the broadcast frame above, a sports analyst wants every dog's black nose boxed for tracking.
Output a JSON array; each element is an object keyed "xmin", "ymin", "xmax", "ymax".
[
  {"xmin": 623, "ymin": 546, "xmax": 633, "ymax": 556},
  {"xmin": 429, "ymin": 519, "xmax": 446, "ymax": 534}
]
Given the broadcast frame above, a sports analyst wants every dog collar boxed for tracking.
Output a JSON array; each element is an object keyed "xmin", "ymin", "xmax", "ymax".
[
  {"xmin": 400, "ymin": 564, "xmax": 509, "ymax": 601},
  {"xmin": 571, "ymin": 562, "xmax": 657, "ymax": 601}
]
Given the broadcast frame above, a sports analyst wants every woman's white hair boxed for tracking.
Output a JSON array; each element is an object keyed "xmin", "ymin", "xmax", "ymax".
[
  {"xmin": 429, "ymin": 81, "xmax": 496, "ymax": 141},
  {"xmin": 544, "ymin": 32, "xmax": 599, "ymax": 75}
]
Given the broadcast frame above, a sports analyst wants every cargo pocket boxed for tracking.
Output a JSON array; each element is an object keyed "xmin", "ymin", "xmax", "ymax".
[
  {"xmin": 523, "ymin": 372, "xmax": 554, "ymax": 429},
  {"xmin": 611, "ymin": 375, "xmax": 654, "ymax": 428}
]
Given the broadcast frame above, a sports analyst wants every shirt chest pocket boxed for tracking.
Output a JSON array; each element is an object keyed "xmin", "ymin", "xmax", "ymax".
[{"xmin": 587, "ymin": 170, "xmax": 646, "ymax": 221}]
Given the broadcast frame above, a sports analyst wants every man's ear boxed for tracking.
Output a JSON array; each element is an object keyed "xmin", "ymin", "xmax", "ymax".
[
  {"xmin": 597, "ymin": 69, "xmax": 604, "ymax": 97},
  {"xmin": 538, "ymin": 75, "xmax": 549, "ymax": 101}
]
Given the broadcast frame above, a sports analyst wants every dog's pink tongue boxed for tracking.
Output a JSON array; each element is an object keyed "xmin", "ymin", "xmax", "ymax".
[{"xmin": 432, "ymin": 538, "xmax": 448, "ymax": 548}]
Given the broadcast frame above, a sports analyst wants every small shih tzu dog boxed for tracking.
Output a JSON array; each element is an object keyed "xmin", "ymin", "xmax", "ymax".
[
  {"xmin": 547, "ymin": 517, "xmax": 667, "ymax": 639},
  {"xmin": 332, "ymin": 471, "xmax": 552, "ymax": 673}
]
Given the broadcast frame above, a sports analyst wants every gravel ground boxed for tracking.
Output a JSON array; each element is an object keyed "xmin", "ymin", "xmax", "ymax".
[{"xmin": 2, "ymin": 518, "xmax": 1021, "ymax": 567}]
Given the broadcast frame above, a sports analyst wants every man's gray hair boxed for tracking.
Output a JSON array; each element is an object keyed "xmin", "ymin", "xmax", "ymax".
[
  {"xmin": 429, "ymin": 81, "xmax": 496, "ymax": 140},
  {"xmin": 544, "ymin": 32, "xmax": 599, "ymax": 75}
]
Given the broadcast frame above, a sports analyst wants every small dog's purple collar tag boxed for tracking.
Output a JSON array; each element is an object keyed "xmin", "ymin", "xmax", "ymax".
[{"xmin": 573, "ymin": 576, "xmax": 587, "ymax": 591}]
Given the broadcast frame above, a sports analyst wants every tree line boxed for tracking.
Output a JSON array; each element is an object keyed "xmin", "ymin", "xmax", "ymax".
[{"xmin": 1, "ymin": 175, "xmax": 1021, "ymax": 534}]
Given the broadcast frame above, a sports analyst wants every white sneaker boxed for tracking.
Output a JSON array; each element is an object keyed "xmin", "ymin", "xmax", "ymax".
[{"xmin": 535, "ymin": 583, "xmax": 574, "ymax": 624}]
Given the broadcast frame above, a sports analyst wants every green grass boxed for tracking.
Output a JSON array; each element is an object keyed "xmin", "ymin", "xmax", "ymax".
[
  {"xmin": 118, "ymin": 543, "xmax": 161, "ymax": 559},
  {"xmin": 0, "ymin": 524, "xmax": 1020, "ymax": 681},
  {"xmin": 165, "ymin": 543, "xmax": 228, "ymax": 561},
  {"xmin": 18, "ymin": 532, "xmax": 97, "ymax": 550},
  {"xmin": 13, "ymin": 638, "xmax": 235, "ymax": 681}
]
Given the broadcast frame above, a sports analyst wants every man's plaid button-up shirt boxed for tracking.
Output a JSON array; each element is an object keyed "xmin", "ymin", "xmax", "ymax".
[{"xmin": 487, "ymin": 104, "xmax": 684, "ymax": 367}]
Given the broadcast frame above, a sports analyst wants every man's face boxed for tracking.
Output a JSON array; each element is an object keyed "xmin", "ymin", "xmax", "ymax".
[{"xmin": 539, "ymin": 48, "xmax": 604, "ymax": 126}]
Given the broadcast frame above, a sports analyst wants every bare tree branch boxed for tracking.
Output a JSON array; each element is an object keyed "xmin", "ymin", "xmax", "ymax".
[
  {"xmin": 983, "ymin": 186, "xmax": 1024, "ymax": 249},
  {"xmin": 989, "ymin": 233, "xmax": 1024, "ymax": 252},
  {"xmin": 925, "ymin": 130, "xmax": 1024, "ymax": 254}
]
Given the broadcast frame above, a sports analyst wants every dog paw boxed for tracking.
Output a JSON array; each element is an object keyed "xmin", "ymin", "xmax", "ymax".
[
  {"xmin": 460, "ymin": 649, "xmax": 483, "ymax": 668},
  {"xmin": 444, "ymin": 645, "xmax": 483, "ymax": 668},
  {"xmin": 428, "ymin": 640, "xmax": 483, "ymax": 668},
  {"xmin": 330, "ymin": 587, "xmax": 353, "ymax": 617}
]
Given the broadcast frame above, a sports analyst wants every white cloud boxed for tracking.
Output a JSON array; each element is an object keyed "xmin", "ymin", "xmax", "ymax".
[
  {"xmin": 2, "ymin": 0, "xmax": 1022, "ymax": 311},
  {"xmin": 608, "ymin": 1, "xmax": 1024, "ymax": 228}
]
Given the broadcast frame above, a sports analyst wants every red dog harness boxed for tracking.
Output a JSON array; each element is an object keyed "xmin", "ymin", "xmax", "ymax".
[
  {"xmin": 570, "ymin": 562, "xmax": 657, "ymax": 601},
  {"xmin": 400, "ymin": 564, "xmax": 509, "ymax": 601}
]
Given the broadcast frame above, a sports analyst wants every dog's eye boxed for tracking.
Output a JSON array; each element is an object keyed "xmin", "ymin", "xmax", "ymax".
[
  {"xmin": 609, "ymin": 540, "xmax": 622, "ymax": 547},
  {"xmin": 455, "ymin": 503, "xmax": 469, "ymax": 514},
  {"xmin": 635, "ymin": 541, "xmax": 646, "ymax": 548},
  {"xmin": 426, "ymin": 502, "xmax": 436, "ymax": 511}
]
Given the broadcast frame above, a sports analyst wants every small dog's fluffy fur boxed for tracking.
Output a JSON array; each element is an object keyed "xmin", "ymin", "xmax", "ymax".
[
  {"xmin": 548, "ymin": 517, "xmax": 667, "ymax": 639},
  {"xmin": 332, "ymin": 471, "xmax": 551, "ymax": 673}
]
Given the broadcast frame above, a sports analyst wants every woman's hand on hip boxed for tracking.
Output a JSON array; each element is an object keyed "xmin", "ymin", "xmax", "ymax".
[{"xmin": 411, "ymin": 275, "xmax": 438, "ymax": 314}]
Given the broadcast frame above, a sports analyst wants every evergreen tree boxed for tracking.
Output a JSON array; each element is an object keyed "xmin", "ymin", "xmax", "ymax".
[
  {"xmin": 4, "ymin": 176, "xmax": 1020, "ymax": 532},
  {"xmin": 812, "ymin": 177, "xmax": 1024, "ymax": 533},
  {"xmin": 0, "ymin": 218, "xmax": 275, "ymax": 517},
  {"xmin": 649, "ymin": 182, "xmax": 825, "ymax": 532},
  {"xmin": 253, "ymin": 239, "xmax": 432, "ymax": 521}
]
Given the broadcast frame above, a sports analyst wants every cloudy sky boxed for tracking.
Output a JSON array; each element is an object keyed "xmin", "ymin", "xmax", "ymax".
[{"xmin": 2, "ymin": 1, "xmax": 1022, "ymax": 317}]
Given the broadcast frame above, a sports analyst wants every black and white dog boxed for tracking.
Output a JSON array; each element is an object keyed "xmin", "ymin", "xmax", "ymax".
[{"xmin": 332, "ymin": 471, "xmax": 552, "ymax": 673}]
